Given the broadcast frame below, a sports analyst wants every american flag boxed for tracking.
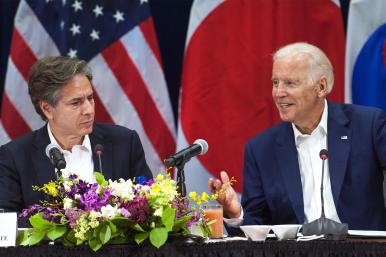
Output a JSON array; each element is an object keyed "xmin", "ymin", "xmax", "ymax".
[{"xmin": 1, "ymin": 0, "xmax": 176, "ymax": 175}]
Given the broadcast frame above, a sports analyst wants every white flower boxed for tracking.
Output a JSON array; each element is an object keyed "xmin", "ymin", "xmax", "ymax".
[
  {"xmin": 74, "ymin": 194, "xmax": 81, "ymax": 200},
  {"xmin": 63, "ymin": 180, "xmax": 72, "ymax": 192},
  {"xmin": 154, "ymin": 207, "xmax": 163, "ymax": 217},
  {"xmin": 63, "ymin": 197, "xmax": 74, "ymax": 209},
  {"xmin": 108, "ymin": 178, "xmax": 135, "ymax": 200},
  {"xmin": 136, "ymin": 184, "xmax": 151, "ymax": 194},
  {"xmin": 100, "ymin": 204, "xmax": 119, "ymax": 219}
]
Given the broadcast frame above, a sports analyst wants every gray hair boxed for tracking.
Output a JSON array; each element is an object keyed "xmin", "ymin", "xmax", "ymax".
[
  {"xmin": 28, "ymin": 56, "xmax": 93, "ymax": 120},
  {"xmin": 273, "ymin": 42, "xmax": 334, "ymax": 93}
]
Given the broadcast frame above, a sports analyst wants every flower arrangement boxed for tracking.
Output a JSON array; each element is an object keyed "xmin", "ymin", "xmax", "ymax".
[{"xmin": 17, "ymin": 172, "xmax": 217, "ymax": 251}]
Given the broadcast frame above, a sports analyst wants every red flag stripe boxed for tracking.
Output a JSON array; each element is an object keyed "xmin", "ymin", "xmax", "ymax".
[
  {"xmin": 139, "ymin": 17, "xmax": 163, "ymax": 68},
  {"xmin": 1, "ymin": 93, "xmax": 31, "ymax": 139},
  {"xmin": 102, "ymin": 41, "xmax": 175, "ymax": 160},
  {"xmin": 9, "ymin": 27, "xmax": 37, "ymax": 81},
  {"xmin": 93, "ymin": 89, "xmax": 115, "ymax": 124}
]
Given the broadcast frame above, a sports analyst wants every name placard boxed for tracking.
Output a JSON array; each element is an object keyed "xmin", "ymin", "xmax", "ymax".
[{"xmin": 0, "ymin": 212, "xmax": 17, "ymax": 247}]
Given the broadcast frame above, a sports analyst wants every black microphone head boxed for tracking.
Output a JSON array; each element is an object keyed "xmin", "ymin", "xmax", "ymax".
[
  {"xmin": 45, "ymin": 143, "xmax": 61, "ymax": 158},
  {"xmin": 94, "ymin": 144, "xmax": 104, "ymax": 155},
  {"xmin": 319, "ymin": 149, "xmax": 328, "ymax": 160},
  {"xmin": 45, "ymin": 143, "xmax": 66, "ymax": 170}
]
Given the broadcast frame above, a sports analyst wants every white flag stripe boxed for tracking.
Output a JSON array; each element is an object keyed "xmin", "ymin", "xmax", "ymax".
[
  {"xmin": 345, "ymin": 0, "xmax": 386, "ymax": 103},
  {"xmin": 185, "ymin": 0, "xmax": 224, "ymax": 48},
  {"xmin": 4, "ymin": 58, "xmax": 44, "ymax": 130},
  {"xmin": 120, "ymin": 27, "xmax": 176, "ymax": 137},
  {"xmin": 89, "ymin": 55, "xmax": 165, "ymax": 175},
  {"xmin": 15, "ymin": 0, "xmax": 60, "ymax": 58},
  {"xmin": 0, "ymin": 121, "xmax": 11, "ymax": 145}
]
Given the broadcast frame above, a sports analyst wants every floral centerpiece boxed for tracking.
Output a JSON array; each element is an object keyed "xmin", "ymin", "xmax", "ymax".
[{"xmin": 18, "ymin": 172, "xmax": 217, "ymax": 251}]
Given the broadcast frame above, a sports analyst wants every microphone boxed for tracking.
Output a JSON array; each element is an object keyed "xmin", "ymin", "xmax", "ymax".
[
  {"xmin": 164, "ymin": 139, "xmax": 208, "ymax": 167},
  {"xmin": 302, "ymin": 149, "xmax": 348, "ymax": 239},
  {"xmin": 45, "ymin": 144, "xmax": 66, "ymax": 175},
  {"xmin": 94, "ymin": 144, "xmax": 104, "ymax": 174},
  {"xmin": 319, "ymin": 149, "xmax": 328, "ymax": 218}
]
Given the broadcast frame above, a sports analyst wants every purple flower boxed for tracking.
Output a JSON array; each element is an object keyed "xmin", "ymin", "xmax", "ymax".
[
  {"xmin": 121, "ymin": 196, "xmax": 149, "ymax": 224},
  {"xmin": 42, "ymin": 206, "xmax": 62, "ymax": 224},
  {"xmin": 19, "ymin": 204, "xmax": 44, "ymax": 218},
  {"xmin": 69, "ymin": 174, "xmax": 78, "ymax": 179},
  {"xmin": 120, "ymin": 208, "xmax": 131, "ymax": 218},
  {"xmin": 145, "ymin": 179, "xmax": 154, "ymax": 186},
  {"xmin": 65, "ymin": 208, "xmax": 83, "ymax": 228},
  {"xmin": 187, "ymin": 211, "xmax": 201, "ymax": 227}
]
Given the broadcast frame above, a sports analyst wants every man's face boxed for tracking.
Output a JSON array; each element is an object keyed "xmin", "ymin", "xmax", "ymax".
[
  {"xmin": 42, "ymin": 74, "xmax": 95, "ymax": 140},
  {"xmin": 271, "ymin": 54, "xmax": 325, "ymax": 128}
]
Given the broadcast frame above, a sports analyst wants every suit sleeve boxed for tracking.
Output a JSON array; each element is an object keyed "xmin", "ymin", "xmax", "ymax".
[
  {"xmin": 0, "ymin": 145, "xmax": 23, "ymax": 212},
  {"xmin": 129, "ymin": 131, "xmax": 153, "ymax": 180},
  {"xmin": 241, "ymin": 141, "xmax": 272, "ymax": 225},
  {"xmin": 373, "ymin": 109, "xmax": 386, "ymax": 170}
]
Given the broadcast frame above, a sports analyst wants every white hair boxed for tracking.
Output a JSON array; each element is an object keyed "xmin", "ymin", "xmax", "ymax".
[{"xmin": 273, "ymin": 42, "xmax": 334, "ymax": 93}]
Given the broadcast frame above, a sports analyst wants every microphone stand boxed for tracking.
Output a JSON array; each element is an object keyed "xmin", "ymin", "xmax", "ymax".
[
  {"xmin": 165, "ymin": 154, "xmax": 205, "ymax": 244},
  {"xmin": 302, "ymin": 150, "xmax": 348, "ymax": 240}
]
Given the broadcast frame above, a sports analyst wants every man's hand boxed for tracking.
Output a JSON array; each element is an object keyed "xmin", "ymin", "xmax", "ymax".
[{"xmin": 208, "ymin": 171, "xmax": 241, "ymax": 218}]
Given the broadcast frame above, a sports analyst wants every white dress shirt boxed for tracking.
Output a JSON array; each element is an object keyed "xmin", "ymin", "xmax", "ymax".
[
  {"xmin": 293, "ymin": 100, "xmax": 340, "ymax": 223},
  {"xmin": 225, "ymin": 100, "xmax": 340, "ymax": 226},
  {"xmin": 47, "ymin": 123, "xmax": 95, "ymax": 183}
]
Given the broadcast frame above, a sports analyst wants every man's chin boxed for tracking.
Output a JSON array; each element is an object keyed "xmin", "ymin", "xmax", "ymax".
[{"xmin": 279, "ymin": 113, "xmax": 294, "ymax": 123}]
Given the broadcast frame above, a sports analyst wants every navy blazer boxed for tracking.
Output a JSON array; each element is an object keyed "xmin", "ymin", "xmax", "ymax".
[
  {"xmin": 241, "ymin": 102, "xmax": 386, "ymax": 230},
  {"xmin": 0, "ymin": 123, "xmax": 152, "ymax": 212}
]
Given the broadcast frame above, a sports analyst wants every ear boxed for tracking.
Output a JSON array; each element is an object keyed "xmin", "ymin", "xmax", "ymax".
[
  {"xmin": 39, "ymin": 101, "xmax": 54, "ymax": 120},
  {"xmin": 316, "ymin": 77, "xmax": 328, "ymax": 98}
]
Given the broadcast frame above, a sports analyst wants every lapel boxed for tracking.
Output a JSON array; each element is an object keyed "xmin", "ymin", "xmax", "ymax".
[
  {"xmin": 89, "ymin": 124, "xmax": 113, "ymax": 180},
  {"xmin": 32, "ymin": 124, "xmax": 57, "ymax": 186},
  {"xmin": 326, "ymin": 101, "xmax": 351, "ymax": 207},
  {"xmin": 275, "ymin": 123, "xmax": 305, "ymax": 223}
]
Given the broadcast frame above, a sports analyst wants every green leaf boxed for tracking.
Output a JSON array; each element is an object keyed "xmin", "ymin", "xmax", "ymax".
[
  {"xmin": 94, "ymin": 172, "xmax": 108, "ymax": 186},
  {"xmin": 65, "ymin": 229, "xmax": 77, "ymax": 244},
  {"xmin": 99, "ymin": 224, "xmax": 111, "ymax": 244},
  {"xmin": 17, "ymin": 230, "xmax": 30, "ymax": 246},
  {"xmin": 29, "ymin": 212, "xmax": 54, "ymax": 229},
  {"xmin": 149, "ymin": 227, "xmax": 168, "ymax": 249},
  {"xmin": 108, "ymin": 236, "xmax": 130, "ymax": 244},
  {"xmin": 134, "ymin": 232, "xmax": 149, "ymax": 245},
  {"xmin": 173, "ymin": 215, "xmax": 192, "ymax": 232},
  {"xmin": 108, "ymin": 221, "xmax": 117, "ymax": 235},
  {"xmin": 161, "ymin": 206, "xmax": 175, "ymax": 231},
  {"xmin": 88, "ymin": 237, "xmax": 102, "ymax": 252},
  {"xmin": 28, "ymin": 229, "xmax": 46, "ymax": 246},
  {"xmin": 47, "ymin": 226, "xmax": 68, "ymax": 241},
  {"xmin": 110, "ymin": 216, "xmax": 132, "ymax": 228},
  {"xmin": 132, "ymin": 223, "xmax": 145, "ymax": 232}
]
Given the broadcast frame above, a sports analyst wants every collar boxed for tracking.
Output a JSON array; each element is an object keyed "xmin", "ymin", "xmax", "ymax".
[
  {"xmin": 47, "ymin": 123, "xmax": 91, "ymax": 153},
  {"xmin": 292, "ymin": 99, "xmax": 328, "ymax": 140}
]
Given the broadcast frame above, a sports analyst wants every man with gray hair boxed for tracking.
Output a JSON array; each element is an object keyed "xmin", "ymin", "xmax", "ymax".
[
  {"xmin": 0, "ymin": 56, "xmax": 152, "ymax": 213},
  {"xmin": 210, "ymin": 42, "xmax": 386, "ymax": 230}
]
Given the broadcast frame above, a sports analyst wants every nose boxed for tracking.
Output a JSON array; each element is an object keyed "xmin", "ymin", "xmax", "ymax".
[
  {"xmin": 82, "ymin": 99, "xmax": 94, "ymax": 115},
  {"xmin": 273, "ymin": 83, "xmax": 287, "ymax": 98}
]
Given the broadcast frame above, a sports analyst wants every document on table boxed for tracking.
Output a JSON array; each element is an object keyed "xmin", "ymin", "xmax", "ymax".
[{"xmin": 348, "ymin": 230, "xmax": 386, "ymax": 237}]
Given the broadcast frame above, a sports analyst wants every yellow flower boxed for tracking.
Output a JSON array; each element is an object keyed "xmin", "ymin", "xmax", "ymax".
[
  {"xmin": 156, "ymin": 174, "xmax": 164, "ymax": 182},
  {"xmin": 43, "ymin": 181, "xmax": 58, "ymax": 197},
  {"xmin": 151, "ymin": 184, "xmax": 161, "ymax": 194},
  {"xmin": 189, "ymin": 191, "xmax": 197, "ymax": 201},
  {"xmin": 201, "ymin": 192, "xmax": 209, "ymax": 202}
]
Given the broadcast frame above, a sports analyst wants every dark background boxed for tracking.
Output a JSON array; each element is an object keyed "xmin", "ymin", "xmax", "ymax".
[{"xmin": 0, "ymin": 0, "xmax": 350, "ymax": 123}]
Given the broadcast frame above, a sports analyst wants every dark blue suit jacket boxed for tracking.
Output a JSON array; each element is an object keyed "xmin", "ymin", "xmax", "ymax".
[
  {"xmin": 241, "ymin": 102, "xmax": 386, "ymax": 230},
  {"xmin": 0, "ymin": 123, "xmax": 152, "ymax": 212}
]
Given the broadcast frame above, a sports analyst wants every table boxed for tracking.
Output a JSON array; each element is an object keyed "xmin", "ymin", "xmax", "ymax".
[{"xmin": 1, "ymin": 238, "xmax": 386, "ymax": 257}]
